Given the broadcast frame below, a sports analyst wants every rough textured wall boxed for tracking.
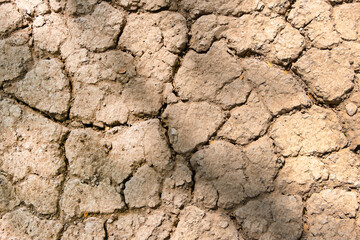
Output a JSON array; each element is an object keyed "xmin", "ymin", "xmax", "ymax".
[{"xmin": 0, "ymin": 0, "xmax": 360, "ymax": 239}]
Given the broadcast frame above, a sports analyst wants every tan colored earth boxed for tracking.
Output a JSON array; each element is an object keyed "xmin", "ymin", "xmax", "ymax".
[{"xmin": 1, "ymin": 0, "xmax": 360, "ymax": 239}]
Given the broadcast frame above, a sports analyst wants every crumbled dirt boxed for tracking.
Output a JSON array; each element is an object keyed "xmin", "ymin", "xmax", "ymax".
[{"xmin": 1, "ymin": 0, "xmax": 360, "ymax": 239}]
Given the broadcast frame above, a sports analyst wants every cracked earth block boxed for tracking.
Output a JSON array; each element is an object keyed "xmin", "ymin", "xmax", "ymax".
[
  {"xmin": 61, "ymin": 178, "xmax": 125, "ymax": 218},
  {"xmin": 62, "ymin": 217, "xmax": 106, "ymax": 240},
  {"xmin": 0, "ymin": 208, "xmax": 62, "ymax": 239},
  {"xmin": 33, "ymin": 13, "xmax": 68, "ymax": 53},
  {"xmin": 175, "ymin": 40, "xmax": 251, "ymax": 107},
  {"xmin": 276, "ymin": 156, "xmax": 328, "ymax": 195},
  {"xmin": 65, "ymin": 119, "xmax": 171, "ymax": 185},
  {"xmin": 294, "ymin": 48, "xmax": 354, "ymax": 103},
  {"xmin": 192, "ymin": 138, "xmax": 279, "ymax": 209},
  {"xmin": 107, "ymin": 209, "xmax": 175, "ymax": 240},
  {"xmin": 162, "ymin": 102, "xmax": 225, "ymax": 153},
  {"xmin": 306, "ymin": 189, "xmax": 359, "ymax": 239},
  {"xmin": 119, "ymin": 12, "xmax": 187, "ymax": 56},
  {"xmin": 288, "ymin": 0, "xmax": 331, "ymax": 29},
  {"xmin": 333, "ymin": 3, "xmax": 360, "ymax": 41},
  {"xmin": 68, "ymin": 2, "xmax": 125, "ymax": 52},
  {"xmin": 16, "ymin": 174, "xmax": 61, "ymax": 214},
  {"xmin": 15, "ymin": 0, "xmax": 49, "ymax": 16},
  {"xmin": 180, "ymin": 0, "xmax": 263, "ymax": 17},
  {"xmin": 0, "ymin": 96, "xmax": 67, "ymax": 181},
  {"xmin": 116, "ymin": 0, "xmax": 171, "ymax": 11},
  {"xmin": 4, "ymin": 58, "xmax": 71, "ymax": 120},
  {"xmin": 242, "ymin": 58, "xmax": 310, "ymax": 115},
  {"xmin": 219, "ymin": 92, "xmax": 272, "ymax": 145},
  {"xmin": 0, "ymin": 38, "xmax": 32, "ymax": 84},
  {"xmin": 124, "ymin": 165, "xmax": 162, "ymax": 208},
  {"xmin": 0, "ymin": 3, "xmax": 23, "ymax": 35},
  {"xmin": 0, "ymin": 175, "xmax": 19, "ymax": 212},
  {"xmin": 270, "ymin": 106, "xmax": 347, "ymax": 156},
  {"xmin": 235, "ymin": 193, "xmax": 303, "ymax": 240},
  {"xmin": 191, "ymin": 140, "xmax": 247, "ymax": 209},
  {"xmin": 172, "ymin": 206, "xmax": 240, "ymax": 240}
]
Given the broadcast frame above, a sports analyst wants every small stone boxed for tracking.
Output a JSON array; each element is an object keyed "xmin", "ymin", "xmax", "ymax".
[{"xmin": 346, "ymin": 102, "xmax": 358, "ymax": 116}]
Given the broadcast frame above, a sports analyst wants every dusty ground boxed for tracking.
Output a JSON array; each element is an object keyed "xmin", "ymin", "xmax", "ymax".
[{"xmin": 0, "ymin": 0, "xmax": 360, "ymax": 239}]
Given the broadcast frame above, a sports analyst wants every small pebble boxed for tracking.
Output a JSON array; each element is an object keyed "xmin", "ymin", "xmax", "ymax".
[{"xmin": 346, "ymin": 102, "xmax": 357, "ymax": 116}]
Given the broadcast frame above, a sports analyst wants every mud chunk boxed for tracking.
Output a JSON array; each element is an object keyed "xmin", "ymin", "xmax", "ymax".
[
  {"xmin": 324, "ymin": 149, "xmax": 360, "ymax": 186},
  {"xmin": 271, "ymin": 106, "xmax": 347, "ymax": 156},
  {"xmin": 70, "ymin": 85, "xmax": 104, "ymax": 123},
  {"xmin": 175, "ymin": 41, "xmax": 244, "ymax": 103},
  {"xmin": 276, "ymin": 156, "xmax": 328, "ymax": 195},
  {"xmin": 341, "ymin": 109, "xmax": 360, "ymax": 151},
  {"xmin": 124, "ymin": 165, "xmax": 161, "ymax": 208},
  {"xmin": 107, "ymin": 209, "xmax": 175, "ymax": 240},
  {"xmin": 242, "ymin": 58, "xmax": 310, "ymax": 115},
  {"xmin": 0, "ymin": 3, "xmax": 23, "ymax": 35},
  {"xmin": 0, "ymin": 96, "xmax": 67, "ymax": 181},
  {"xmin": 49, "ymin": 0, "xmax": 66, "ymax": 12},
  {"xmin": 191, "ymin": 141, "xmax": 247, "ymax": 209},
  {"xmin": 162, "ymin": 102, "xmax": 225, "ymax": 153},
  {"xmin": 221, "ymin": 14, "xmax": 284, "ymax": 56},
  {"xmin": 0, "ymin": 39, "xmax": 32, "ymax": 83},
  {"xmin": 16, "ymin": 174, "xmax": 61, "ymax": 214},
  {"xmin": 219, "ymin": 92, "xmax": 272, "ymax": 145},
  {"xmin": 193, "ymin": 180, "xmax": 219, "ymax": 209},
  {"xmin": 116, "ymin": 0, "xmax": 170, "ymax": 11},
  {"xmin": 190, "ymin": 15, "xmax": 220, "ymax": 52},
  {"xmin": 61, "ymin": 178, "xmax": 125, "ymax": 218},
  {"xmin": 262, "ymin": 0, "xmax": 290, "ymax": 15},
  {"xmin": 96, "ymin": 94, "xmax": 129, "ymax": 125},
  {"xmin": 0, "ymin": 175, "xmax": 19, "ymax": 212},
  {"xmin": 65, "ymin": 128, "xmax": 106, "ymax": 180},
  {"xmin": 234, "ymin": 193, "xmax": 303, "ymax": 240},
  {"xmin": 62, "ymin": 217, "xmax": 105, "ymax": 240},
  {"xmin": 192, "ymin": 138, "xmax": 278, "ymax": 209},
  {"xmin": 4, "ymin": 58, "xmax": 71, "ymax": 120},
  {"xmin": 15, "ymin": 0, "xmax": 49, "ymax": 16},
  {"xmin": 137, "ymin": 48, "xmax": 178, "ymax": 82},
  {"xmin": 306, "ymin": 189, "xmax": 359, "ymax": 239},
  {"xmin": 180, "ymin": 0, "xmax": 264, "ymax": 17},
  {"xmin": 65, "ymin": 119, "xmax": 171, "ymax": 184},
  {"xmin": 306, "ymin": 17, "xmax": 341, "ymax": 49},
  {"xmin": 120, "ymin": 78, "xmax": 164, "ymax": 117},
  {"xmin": 243, "ymin": 136, "xmax": 279, "ymax": 197},
  {"xmin": 162, "ymin": 163, "xmax": 193, "ymax": 209},
  {"xmin": 172, "ymin": 206, "xmax": 240, "ymax": 240},
  {"xmin": 333, "ymin": 41, "xmax": 360, "ymax": 72},
  {"xmin": 65, "ymin": 0, "xmax": 98, "ymax": 15},
  {"xmin": 333, "ymin": 3, "xmax": 360, "ymax": 41},
  {"xmin": 67, "ymin": 49, "xmax": 136, "ymax": 85},
  {"xmin": 0, "ymin": 208, "xmax": 62, "ymax": 239},
  {"xmin": 68, "ymin": 2, "xmax": 125, "ymax": 52},
  {"xmin": 270, "ymin": 24, "xmax": 305, "ymax": 65},
  {"xmin": 288, "ymin": 0, "xmax": 331, "ymax": 28},
  {"xmin": 294, "ymin": 48, "xmax": 354, "ymax": 103},
  {"xmin": 119, "ymin": 12, "xmax": 187, "ymax": 56},
  {"xmin": 33, "ymin": 13, "xmax": 68, "ymax": 53}
]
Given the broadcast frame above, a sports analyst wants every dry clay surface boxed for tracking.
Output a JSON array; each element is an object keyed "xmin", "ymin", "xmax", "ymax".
[{"xmin": 1, "ymin": 0, "xmax": 360, "ymax": 239}]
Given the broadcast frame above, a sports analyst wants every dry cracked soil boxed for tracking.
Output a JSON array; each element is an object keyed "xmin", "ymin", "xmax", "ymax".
[{"xmin": 0, "ymin": 0, "xmax": 360, "ymax": 239}]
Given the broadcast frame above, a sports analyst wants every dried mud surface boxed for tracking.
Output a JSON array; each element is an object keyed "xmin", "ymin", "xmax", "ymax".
[{"xmin": 1, "ymin": 0, "xmax": 360, "ymax": 239}]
